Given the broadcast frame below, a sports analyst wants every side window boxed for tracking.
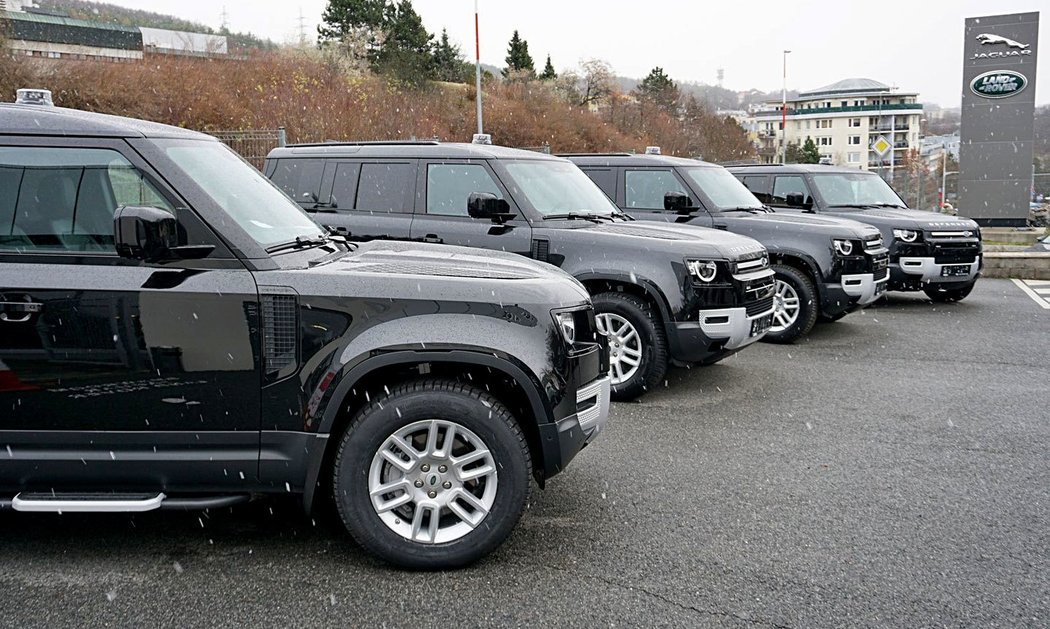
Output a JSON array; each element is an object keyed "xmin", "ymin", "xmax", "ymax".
[
  {"xmin": 426, "ymin": 163, "xmax": 502, "ymax": 216},
  {"xmin": 581, "ymin": 168, "xmax": 616, "ymax": 200},
  {"xmin": 771, "ymin": 175, "xmax": 812, "ymax": 205},
  {"xmin": 328, "ymin": 163, "xmax": 361, "ymax": 210},
  {"xmin": 625, "ymin": 170, "xmax": 689, "ymax": 210},
  {"xmin": 355, "ymin": 162, "xmax": 414, "ymax": 213},
  {"xmin": 269, "ymin": 158, "xmax": 325, "ymax": 206},
  {"xmin": 740, "ymin": 175, "xmax": 771, "ymax": 203},
  {"xmin": 0, "ymin": 146, "xmax": 172, "ymax": 252}
]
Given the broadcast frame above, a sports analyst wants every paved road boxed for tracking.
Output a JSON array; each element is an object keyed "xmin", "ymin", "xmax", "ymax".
[{"xmin": 2, "ymin": 279, "xmax": 1047, "ymax": 628}]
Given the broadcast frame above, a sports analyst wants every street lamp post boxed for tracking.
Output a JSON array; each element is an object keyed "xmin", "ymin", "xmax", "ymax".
[
  {"xmin": 780, "ymin": 50, "xmax": 791, "ymax": 164},
  {"xmin": 474, "ymin": 0, "xmax": 483, "ymax": 135}
]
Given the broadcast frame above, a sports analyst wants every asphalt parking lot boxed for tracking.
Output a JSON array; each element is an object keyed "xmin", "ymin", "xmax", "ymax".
[{"xmin": 1, "ymin": 278, "xmax": 1047, "ymax": 628}]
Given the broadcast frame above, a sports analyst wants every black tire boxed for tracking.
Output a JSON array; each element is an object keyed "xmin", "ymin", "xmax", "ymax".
[
  {"xmin": 923, "ymin": 281, "xmax": 975, "ymax": 303},
  {"xmin": 331, "ymin": 379, "xmax": 531, "ymax": 570},
  {"xmin": 764, "ymin": 265, "xmax": 818, "ymax": 344},
  {"xmin": 592, "ymin": 292, "xmax": 668, "ymax": 402}
]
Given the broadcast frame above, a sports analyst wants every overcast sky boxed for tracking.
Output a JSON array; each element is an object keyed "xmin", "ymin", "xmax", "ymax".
[{"xmin": 103, "ymin": 0, "xmax": 1046, "ymax": 106}]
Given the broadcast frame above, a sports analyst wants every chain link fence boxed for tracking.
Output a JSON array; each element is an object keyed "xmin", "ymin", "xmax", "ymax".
[{"xmin": 209, "ymin": 128, "xmax": 287, "ymax": 170}]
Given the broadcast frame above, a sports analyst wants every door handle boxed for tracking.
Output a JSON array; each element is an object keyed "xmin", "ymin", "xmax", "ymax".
[
  {"xmin": 0, "ymin": 300, "xmax": 43, "ymax": 323},
  {"xmin": 422, "ymin": 234, "xmax": 443, "ymax": 244}
]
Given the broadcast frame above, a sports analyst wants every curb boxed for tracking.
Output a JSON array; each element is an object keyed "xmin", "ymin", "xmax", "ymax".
[{"xmin": 981, "ymin": 252, "xmax": 1050, "ymax": 280}]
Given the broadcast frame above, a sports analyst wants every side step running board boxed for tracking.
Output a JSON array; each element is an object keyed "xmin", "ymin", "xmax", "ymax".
[
  {"xmin": 6, "ymin": 493, "xmax": 252, "ymax": 513},
  {"xmin": 12, "ymin": 492, "xmax": 165, "ymax": 512}
]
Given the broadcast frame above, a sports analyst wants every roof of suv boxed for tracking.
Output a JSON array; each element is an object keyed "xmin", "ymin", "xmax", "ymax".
[
  {"xmin": 562, "ymin": 153, "xmax": 718, "ymax": 168},
  {"xmin": 0, "ymin": 103, "xmax": 212, "ymax": 140},
  {"xmin": 268, "ymin": 141, "xmax": 562, "ymax": 161},
  {"xmin": 726, "ymin": 163, "xmax": 871, "ymax": 175}
]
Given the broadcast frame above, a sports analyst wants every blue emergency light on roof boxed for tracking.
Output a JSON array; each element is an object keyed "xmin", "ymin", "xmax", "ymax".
[{"xmin": 15, "ymin": 89, "xmax": 54, "ymax": 107}]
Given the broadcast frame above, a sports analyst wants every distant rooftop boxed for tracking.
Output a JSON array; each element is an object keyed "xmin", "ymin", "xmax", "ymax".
[{"xmin": 798, "ymin": 78, "xmax": 896, "ymax": 98}]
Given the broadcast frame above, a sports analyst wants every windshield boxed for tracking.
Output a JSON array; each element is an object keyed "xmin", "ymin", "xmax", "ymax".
[
  {"xmin": 681, "ymin": 167, "xmax": 764, "ymax": 210},
  {"xmin": 156, "ymin": 140, "xmax": 323, "ymax": 246},
  {"xmin": 499, "ymin": 160, "xmax": 619, "ymax": 217},
  {"xmin": 810, "ymin": 172, "xmax": 906, "ymax": 208}
]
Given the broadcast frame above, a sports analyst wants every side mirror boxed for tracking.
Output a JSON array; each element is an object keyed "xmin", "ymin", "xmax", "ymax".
[
  {"xmin": 785, "ymin": 192, "xmax": 809, "ymax": 208},
  {"xmin": 114, "ymin": 205, "xmax": 212, "ymax": 262},
  {"xmin": 663, "ymin": 191, "xmax": 695, "ymax": 214},
  {"xmin": 467, "ymin": 192, "xmax": 516, "ymax": 224}
]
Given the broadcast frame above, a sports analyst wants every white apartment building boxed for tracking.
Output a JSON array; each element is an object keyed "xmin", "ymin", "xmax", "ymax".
[{"xmin": 749, "ymin": 78, "xmax": 923, "ymax": 174}]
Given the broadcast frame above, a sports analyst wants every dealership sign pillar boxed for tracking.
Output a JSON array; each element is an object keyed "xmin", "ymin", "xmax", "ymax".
[{"xmin": 958, "ymin": 12, "xmax": 1039, "ymax": 226}]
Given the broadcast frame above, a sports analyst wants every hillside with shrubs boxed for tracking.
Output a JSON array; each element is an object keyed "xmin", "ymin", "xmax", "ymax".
[{"xmin": 0, "ymin": 0, "xmax": 756, "ymax": 160}]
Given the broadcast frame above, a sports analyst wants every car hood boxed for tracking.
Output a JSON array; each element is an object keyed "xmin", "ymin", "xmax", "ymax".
[
  {"xmin": 560, "ymin": 220, "xmax": 767, "ymax": 261},
  {"xmin": 843, "ymin": 207, "xmax": 980, "ymax": 232},
  {"xmin": 327, "ymin": 240, "xmax": 572, "ymax": 281},
  {"xmin": 738, "ymin": 211, "xmax": 882, "ymax": 239}
]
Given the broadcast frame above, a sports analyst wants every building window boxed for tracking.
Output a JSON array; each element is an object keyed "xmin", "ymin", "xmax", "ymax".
[
  {"xmin": 795, "ymin": 121, "xmax": 801, "ymax": 130},
  {"xmin": 848, "ymin": 152, "xmax": 861, "ymax": 163},
  {"xmin": 841, "ymin": 101, "xmax": 848, "ymax": 107},
  {"xmin": 848, "ymin": 135, "xmax": 861, "ymax": 145},
  {"xmin": 818, "ymin": 137, "xmax": 832, "ymax": 146},
  {"xmin": 816, "ymin": 120, "xmax": 832, "ymax": 129},
  {"xmin": 849, "ymin": 118, "xmax": 861, "ymax": 127},
  {"xmin": 805, "ymin": 120, "xmax": 811, "ymax": 130}
]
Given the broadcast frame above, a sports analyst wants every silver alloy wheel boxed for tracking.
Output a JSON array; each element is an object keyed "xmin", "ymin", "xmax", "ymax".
[
  {"xmin": 368, "ymin": 419, "xmax": 497, "ymax": 545},
  {"xmin": 595, "ymin": 312, "xmax": 643, "ymax": 385},
  {"xmin": 770, "ymin": 278, "xmax": 801, "ymax": 333}
]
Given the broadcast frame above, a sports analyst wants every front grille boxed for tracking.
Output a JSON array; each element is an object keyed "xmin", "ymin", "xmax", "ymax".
[
  {"xmin": 262, "ymin": 294, "xmax": 298, "ymax": 376},
  {"xmin": 746, "ymin": 295, "xmax": 774, "ymax": 317},
  {"xmin": 863, "ymin": 236, "xmax": 884, "ymax": 253},
  {"xmin": 932, "ymin": 242, "xmax": 980, "ymax": 265},
  {"xmin": 734, "ymin": 255, "xmax": 769, "ymax": 273},
  {"xmin": 872, "ymin": 253, "xmax": 889, "ymax": 271},
  {"xmin": 876, "ymin": 267, "xmax": 889, "ymax": 281}
]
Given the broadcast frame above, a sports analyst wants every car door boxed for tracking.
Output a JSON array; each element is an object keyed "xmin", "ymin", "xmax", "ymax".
[
  {"xmin": 622, "ymin": 168, "xmax": 714, "ymax": 227},
  {"xmin": 409, "ymin": 160, "xmax": 533, "ymax": 255},
  {"xmin": 0, "ymin": 140, "xmax": 261, "ymax": 491}
]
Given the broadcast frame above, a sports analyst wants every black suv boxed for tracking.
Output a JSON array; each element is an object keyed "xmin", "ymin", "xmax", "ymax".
[
  {"xmin": 567, "ymin": 154, "xmax": 890, "ymax": 343},
  {"xmin": 0, "ymin": 96, "xmax": 611, "ymax": 569},
  {"xmin": 264, "ymin": 142, "xmax": 776, "ymax": 400},
  {"xmin": 728, "ymin": 164, "xmax": 983, "ymax": 302}
]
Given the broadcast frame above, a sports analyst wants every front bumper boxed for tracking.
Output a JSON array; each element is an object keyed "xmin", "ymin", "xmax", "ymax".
[
  {"xmin": 696, "ymin": 304, "xmax": 775, "ymax": 351},
  {"xmin": 841, "ymin": 270, "xmax": 888, "ymax": 306},
  {"xmin": 536, "ymin": 375, "xmax": 611, "ymax": 480},
  {"xmin": 893, "ymin": 256, "xmax": 981, "ymax": 285}
]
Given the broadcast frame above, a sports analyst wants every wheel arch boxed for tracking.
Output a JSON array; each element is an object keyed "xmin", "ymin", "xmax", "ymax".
[{"xmin": 302, "ymin": 349, "xmax": 552, "ymax": 513}]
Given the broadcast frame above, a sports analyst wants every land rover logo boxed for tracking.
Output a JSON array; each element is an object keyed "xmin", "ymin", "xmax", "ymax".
[{"xmin": 970, "ymin": 70, "xmax": 1027, "ymax": 98}]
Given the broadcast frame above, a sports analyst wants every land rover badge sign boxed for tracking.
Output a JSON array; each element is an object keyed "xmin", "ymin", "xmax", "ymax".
[
  {"xmin": 958, "ymin": 12, "xmax": 1039, "ymax": 226},
  {"xmin": 969, "ymin": 70, "xmax": 1028, "ymax": 98}
]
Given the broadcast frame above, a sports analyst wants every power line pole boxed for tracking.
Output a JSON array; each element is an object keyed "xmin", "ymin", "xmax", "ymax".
[
  {"xmin": 220, "ymin": 6, "xmax": 229, "ymax": 31},
  {"xmin": 297, "ymin": 7, "xmax": 307, "ymax": 47},
  {"xmin": 780, "ymin": 50, "xmax": 790, "ymax": 164}
]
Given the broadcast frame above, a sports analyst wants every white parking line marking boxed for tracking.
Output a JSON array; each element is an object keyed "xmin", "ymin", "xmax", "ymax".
[
  {"xmin": 1013, "ymin": 279, "xmax": 1050, "ymax": 310},
  {"xmin": 1036, "ymin": 288, "xmax": 1050, "ymax": 295}
]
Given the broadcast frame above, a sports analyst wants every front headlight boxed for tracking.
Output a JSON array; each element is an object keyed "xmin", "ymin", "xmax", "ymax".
[
  {"xmin": 686, "ymin": 259, "xmax": 719, "ymax": 283},
  {"xmin": 553, "ymin": 311, "xmax": 576, "ymax": 345},
  {"xmin": 893, "ymin": 229, "xmax": 919, "ymax": 243},
  {"xmin": 832, "ymin": 239, "xmax": 854, "ymax": 256}
]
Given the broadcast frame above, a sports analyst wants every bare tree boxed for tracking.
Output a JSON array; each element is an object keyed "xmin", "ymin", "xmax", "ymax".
[{"xmin": 573, "ymin": 58, "xmax": 615, "ymax": 108}]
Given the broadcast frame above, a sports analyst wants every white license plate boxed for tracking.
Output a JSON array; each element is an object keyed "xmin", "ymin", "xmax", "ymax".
[
  {"xmin": 941, "ymin": 264, "xmax": 970, "ymax": 278},
  {"xmin": 751, "ymin": 314, "xmax": 772, "ymax": 336}
]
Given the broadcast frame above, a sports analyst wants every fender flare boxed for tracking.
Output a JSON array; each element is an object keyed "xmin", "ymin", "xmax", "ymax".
[
  {"xmin": 574, "ymin": 271, "xmax": 674, "ymax": 332},
  {"xmin": 766, "ymin": 248, "xmax": 827, "ymax": 298},
  {"xmin": 302, "ymin": 348, "xmax": 550, "ymax": 513}
]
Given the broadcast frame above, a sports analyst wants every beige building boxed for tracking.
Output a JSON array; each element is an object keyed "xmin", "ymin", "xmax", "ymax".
[{"xmin": 749, "ymin": 78, "xmax": 923, "ymax": 174}]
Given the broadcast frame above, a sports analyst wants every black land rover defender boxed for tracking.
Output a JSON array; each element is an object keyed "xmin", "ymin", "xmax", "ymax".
[
  {"xmin": 567, "ymin": 154, "xmax": 890, "ymax": 343},
  {"xmin": 0, "ymin": 94, "xmax": 611, "ymax": 570},
  {"xmin": 264, "ymin": 142, "xmax": 776, "ymax": 401},
  {"xmin": 728, "ymin": 164, "xmax": 983, "ymax": 303}
]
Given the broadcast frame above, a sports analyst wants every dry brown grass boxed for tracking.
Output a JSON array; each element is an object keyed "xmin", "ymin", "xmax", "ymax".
[{"xmin": 1, "ymin": 50, "xmax": 753, "ymax": 160}]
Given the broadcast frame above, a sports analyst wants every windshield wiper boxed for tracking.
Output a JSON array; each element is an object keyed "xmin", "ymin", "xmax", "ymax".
[
  {"xmin": 265, "ymin": 233, "xmax": 330, "ymax": 253},
  {"xmin": 827, "ymin": 203, "xmax": 905, "ymax": 209},
  {"xmin": 722, "ymin": 207, "xmax": 765, "ymax": 214},
  {"xmin": 542, "ymin": 212, "xmax": 605, "ymax": 223}
]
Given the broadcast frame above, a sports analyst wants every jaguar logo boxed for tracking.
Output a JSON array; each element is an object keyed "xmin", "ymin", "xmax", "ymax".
[
  {"xmin": 970, "ymin": 70, "xmax": 1028, "ymax": 99},
  {"xmin": 972, "ymin": 33, "xmax": 1033, "ymax": 59},
  {"xmin": 977, "ymin": 33, "xmax": 1029, "ymax": 49}
]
